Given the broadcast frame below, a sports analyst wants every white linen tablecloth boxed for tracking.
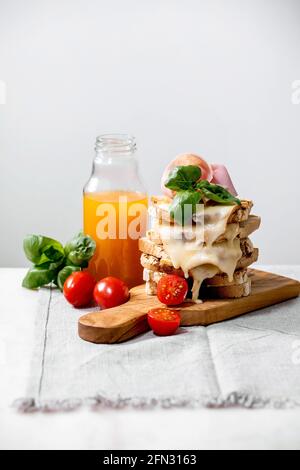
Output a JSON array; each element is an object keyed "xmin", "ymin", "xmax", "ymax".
[{"xmin": 1, "ymin": 267, "xmax": 300, "ymax": 450}]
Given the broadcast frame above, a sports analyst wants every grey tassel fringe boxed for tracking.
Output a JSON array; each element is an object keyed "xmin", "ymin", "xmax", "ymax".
[{"xmin": 13, "ymin": 391, "xmax": 300, "ymax": 413}]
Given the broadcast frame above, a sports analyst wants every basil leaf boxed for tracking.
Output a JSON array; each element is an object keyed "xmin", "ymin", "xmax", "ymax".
[
  {"xmin": 169, "ymin": 190, "xmax": 202, "ymax": 224},
  {"xmin": 57, "ymin": 265, "xmax": 81, "ymax": 291},
  {"xmin": 196, "ymin": 180, "xmax": 240, "ymax": 205},
  {"xmin": 165, "ymin": 165, "xmax": 201, "ymax": 191},
  {"xmin": 22, "ymin": 265, "xmax": 57, "ymax": 289},
  {"xmin": 64, "ymin": 232, "xmax": 96, "ymax": 267},
  {"xmin": 40, "ymin": 259, "xmax": 65, "ymax": 272},
  {"xmin": 23, "ymin": 235, "xmax": 65, "ymax": 265},
  {"xmin": 22, "ymin": 232, "xmax": 95, "ymax": 290},
  {"xmin": 65, "ymin": 258, "xmax": 88, "ymax": 268}
]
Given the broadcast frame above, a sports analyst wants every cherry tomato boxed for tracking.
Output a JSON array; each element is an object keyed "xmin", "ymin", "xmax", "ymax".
[
  {"xmin": 157, "ymin": 274, "xmax": 188, "ymax": 305},
  {"xmin": 147, "ymin": 308, "xmax": 181, "ymax": 336},
  {"xmin": 93, "ymin": 276, "xmax": 129, "ymax": 309},
  {"xmin": 63, "ymin": 271, "xmax": 96, "ymax": 308}
]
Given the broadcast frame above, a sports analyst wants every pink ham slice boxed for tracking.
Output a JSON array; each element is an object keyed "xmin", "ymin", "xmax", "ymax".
[
  {"xmin": 211, "ymin": 163, "xmax": 237, "ymax": 196},
  {"xmin": 161, "ymin": 154, "xmax": 238, "ymax": 197},
  {"xmin": 161, "ymin": 154, "xmax": 213, "ymax": 197}
]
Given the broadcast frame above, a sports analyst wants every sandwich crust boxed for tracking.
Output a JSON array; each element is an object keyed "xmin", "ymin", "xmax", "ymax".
[
  {"xmin": 146, "ymin": 215, "xmax": 261, "ymax": 245},
  {"xmin": 143, "ymin": 268, "xmax": 251, "ymax": 297},
  {"xmin": 140, "ymin": 248, "xmax": 259, "ymax": 277},
  {"xmin": 150, "ymin": 196, "xmax": 253, "ymax": 224},
  {"xmin": 205, "ymin": 279, "xmax": 251, "ymax": 298},
  {"xmin": 205, "ymin": 268, "xmax": 248, "ymax": 286},
  {"xmin": 139, "ymin": 237, "xmax": 255, "ymax": 262}
]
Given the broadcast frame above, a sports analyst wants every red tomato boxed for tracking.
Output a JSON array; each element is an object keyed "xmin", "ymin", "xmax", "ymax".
[
  {"xmin": 147, "ymin": 308, "xmax": 181, "ymax": 336},
  {"xmin": 93, "ymin": 276, "xmax": 129, "ymax": 309},
  {"xmin": 63, "ymin": 271, "xmax": 96, "ymax": 308},
  {"xmin": 157, "ymin": 274, "xmax": 188, "ymax": 305}
]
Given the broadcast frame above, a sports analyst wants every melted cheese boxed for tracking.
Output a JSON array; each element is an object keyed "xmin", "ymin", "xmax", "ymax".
[
  {"xmin": 191, "ymin": 265, "xmax": 219, "ymax": 303},
  {"xmin": 157, "ymin": 205, "xmax": 242, "ymax": 302}
]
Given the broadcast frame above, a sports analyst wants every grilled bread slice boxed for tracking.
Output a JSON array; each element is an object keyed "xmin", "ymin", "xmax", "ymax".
[
  {"xmin": 143, "ymin": 268, "xmax": 251, "ymax": 298},
  {"xmin": 205, "ymin": 279, "xmax": 251, "ymax": 298},
  {"xmin": 150, "ymin": 196, "xmax": 253, "ymax": 224},
  {"xmin": 144, "ymin": 267, "xmax": 248, "ymax": 287},
  {"xmin": 146, "ymin": 215, "xmax": 261, "ymax": 245},
  {"xmin": 139, "ymin": 237, "xmax": 255, "ymax": 262},
  {"xmin": 205, "ymin": 268, "xmax": 248, "ymax": 286},
  {"xmin": 140, "ymin": 248, "xmax": 259, "ymax": 277},
  {"xmin": 239, "ymin": 215, "xmax": 261, "ymax": 238}
]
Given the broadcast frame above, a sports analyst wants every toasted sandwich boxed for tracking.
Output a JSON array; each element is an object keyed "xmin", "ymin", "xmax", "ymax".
[{"xmin": 139, "ymin": 155, "xmax": 260, "ymax": 302}]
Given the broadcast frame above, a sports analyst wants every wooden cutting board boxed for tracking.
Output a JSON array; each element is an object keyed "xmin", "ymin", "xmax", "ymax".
[{"xmin": 78, "ymin": 269, "xmax": 300, "ymax": 344}]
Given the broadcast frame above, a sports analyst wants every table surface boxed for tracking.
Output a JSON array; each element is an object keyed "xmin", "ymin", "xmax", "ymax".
[{"xmin": 0, "ymin": 266, "xmax": 300, "ymax": 450}]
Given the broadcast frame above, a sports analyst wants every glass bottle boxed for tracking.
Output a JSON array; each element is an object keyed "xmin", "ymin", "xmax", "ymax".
[{"xmin": 83, "ymin": 134, "xmax": 148, "ymax": 288}]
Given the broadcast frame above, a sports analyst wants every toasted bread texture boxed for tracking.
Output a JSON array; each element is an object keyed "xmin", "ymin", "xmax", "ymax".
[
  {"xmin": 146, "ymin": 215, "xmax": 260, "ymax": 245},
  {"xmin": 205, "ymin": 279, "xmax": 251, "ymax": 298},
  {"xmin": 139, "ymin": 236, "xmax": 255, "ymax": 262},
  {"xmin": 140, "ymin": 248, "xmax": 259, "ymax": 277},
  {"xmin": 239, "ymin": 215, "xmax": 261, "ymax": 237},
  {"xmin": 236, "ymin": 248, "xmax": 259, "ymax": 268},
  {"xmin": 150, "ymin": 196, "xmax": 253, "ymax": 224},
  {"xmin": 143, "ymin": 268, "xmax": 251, "ymax": 297},
  {"xmin": 205, "ymin": 268, "xmax": 248, "ymax": 286},
  {"xmin": 144, "ymin": 266, "xmax": 248, "ymax": 286}
]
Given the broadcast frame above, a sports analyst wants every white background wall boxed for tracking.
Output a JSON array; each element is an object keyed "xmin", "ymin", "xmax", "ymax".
[{"xmin": 0, "ymin": 0, "xmax": 299, "ymax": 266}]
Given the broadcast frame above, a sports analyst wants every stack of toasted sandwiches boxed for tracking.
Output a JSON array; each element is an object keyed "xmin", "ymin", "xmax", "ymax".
[{"xmin": 139, "ymin": 156, "xmax": 260, "ymax": 302}]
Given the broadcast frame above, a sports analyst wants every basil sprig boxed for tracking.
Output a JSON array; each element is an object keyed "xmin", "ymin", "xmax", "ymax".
[
  {"xmin": 164, "ymin": 165, "xmax": 240, "ymax": 223},
  {"xmin": 22, "ymin": 232, "xmax": 96, "ymax": 290},
  {"xmin": 196, "ymin": 180, "xmax": 240, "ymax": 205},
  {"xmin": 165, "ymin": 165, "xmax": 201, "ymax": 191},
  {"xmin": 169, "ymin": 191, "xmax": 202, "ymax": 224},
  {"xmin": 23, "ymin": 235, "xmax": 65, "ymax": 266},
  {"xmin": 64, "ymin": 232, "xmax": 96, "ymax": 266},
  {"xmin": 56, "ymin": 265, "xmax": 81, "ymax": 291}
]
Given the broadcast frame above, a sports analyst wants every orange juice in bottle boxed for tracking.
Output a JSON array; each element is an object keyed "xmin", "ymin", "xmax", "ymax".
[{"xmin": 83, "ymin": 135, "xmax": 148, "ymax": 288}]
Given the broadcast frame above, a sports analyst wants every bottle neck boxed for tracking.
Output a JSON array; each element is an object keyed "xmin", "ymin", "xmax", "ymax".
[
  {"xmin": 95, "ymin": 134, "xmax": 136, "ymax": 161},
  {"xmin": 93, "ymin": 134, "xmax": 137, "ymax": 177},
  {"xmin": 85, "ymin": 134, "xmax": 146, "ymax": 194}
]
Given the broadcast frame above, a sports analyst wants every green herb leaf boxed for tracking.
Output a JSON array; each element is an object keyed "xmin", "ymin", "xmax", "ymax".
[
  {"xmin": 64, "ymin": 232, "xmax": 96, "ymax": 267},
  {"xmin": 65, "ymin": 258, "xmax": 88, "ymax": 268},
  {"xmin": 169, "ymin": 190, "xmax": 202, "ymax": 224},
  {"xmin": 22, "ymin": 265, "xmax": 57, "ymax": 289},
  {"xmin": 22, "ymin": 232, "xmax": 96, "ymax": 290},
  {"xmin": 165, "ymin": 165, "xmax": 201, "ymax": 191},
  {"xmin": 57, "ymin": 265, "xmax": 81, "ymax": 291},
  {"xmin": 196, "ymin": 180, "xmax": 240, "ymax": 205},
  {"xmin": 23, "ymin": 235, "xmax": 65, "ymax": 265}
]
